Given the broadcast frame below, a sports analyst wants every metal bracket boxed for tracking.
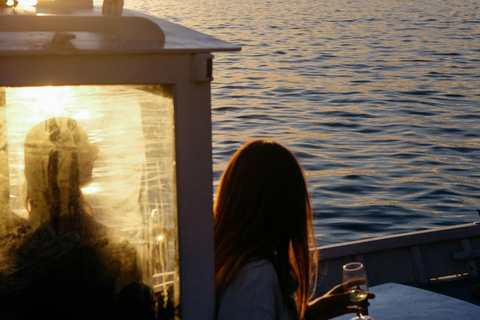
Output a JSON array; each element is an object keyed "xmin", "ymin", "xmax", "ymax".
[{"xmin": 192, "ymin": 53, "xmax": 214, "ymax": 82}]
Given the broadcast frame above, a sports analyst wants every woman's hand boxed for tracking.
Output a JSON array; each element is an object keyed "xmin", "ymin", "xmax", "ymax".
[{"xmin": 304, "ymin": 279, "xmax": 375, "ymax": 320}]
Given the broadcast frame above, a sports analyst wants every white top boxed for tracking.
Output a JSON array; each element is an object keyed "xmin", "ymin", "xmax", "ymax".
[{"xmin": 217, "ymin": 259, "xmax": 300, "ymax": 320}]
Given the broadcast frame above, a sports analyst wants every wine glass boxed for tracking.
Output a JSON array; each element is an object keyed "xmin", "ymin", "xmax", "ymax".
[{"xmin": 342, "ymin": 262, "xmax": 373, "ymax": 320}]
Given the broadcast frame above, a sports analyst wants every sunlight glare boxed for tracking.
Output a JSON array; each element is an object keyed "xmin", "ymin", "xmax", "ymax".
[
  {"xmin": 8, "ymin": 86, "xmax": 93, "ymax": 123},
  {"xmin": 8, "ymin": 0, "xmax": 38, "ymax": 13},
  {"xmin": 20, "ymin": 0, "xmax": 38, "ymax": 5},
  {"xmin": 81, "ymin": 184, "xmax": 103, "ymax": 195},
  {"xmin": 16, "ymin": 86, "xmax": 75, "ymax": 124}
]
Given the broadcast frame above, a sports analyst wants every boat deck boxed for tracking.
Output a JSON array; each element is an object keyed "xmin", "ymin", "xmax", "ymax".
[{"xmin": 415, "ymin": 275, "xmax": 480, "ymax": 307}]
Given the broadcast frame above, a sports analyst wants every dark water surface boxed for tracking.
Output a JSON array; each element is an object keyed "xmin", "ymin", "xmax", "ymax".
[{"xmin": 122, "ymin": 0, "xmax": 480, "ymax": 245}]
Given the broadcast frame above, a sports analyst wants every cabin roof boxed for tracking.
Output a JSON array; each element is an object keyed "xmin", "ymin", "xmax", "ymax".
[{"xmin": 0, "ymin": 7, "xmax": 241, "ymax": 55}]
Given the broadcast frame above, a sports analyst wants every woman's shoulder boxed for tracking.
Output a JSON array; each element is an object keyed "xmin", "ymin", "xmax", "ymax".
[
  {"xmin": 217, "ymin": 259, "xmax": 283, "ymax": 320},
  {"xmin": 232, "ymin": 258, "xmax": 280, "ymax": 288},
  {"xmin": 241, "ymin": 258, "xmax": 276, "ymax": 274}
]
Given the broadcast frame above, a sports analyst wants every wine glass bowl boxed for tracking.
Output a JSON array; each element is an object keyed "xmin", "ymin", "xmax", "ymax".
[{"xmin": 343, "ymin": 262, "xmax": 373, "ymax": 320}]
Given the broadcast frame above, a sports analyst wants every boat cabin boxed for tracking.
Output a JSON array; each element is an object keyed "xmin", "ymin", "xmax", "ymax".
[{"xmin": 0, "ymin": 1, "xmax": 239, "ymax": 319}]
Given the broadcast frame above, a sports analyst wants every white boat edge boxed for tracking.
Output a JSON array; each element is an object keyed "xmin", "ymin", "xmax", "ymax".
[{"xmin": 314, "ymin": 221, "xmax": 480, "ymax": 304}]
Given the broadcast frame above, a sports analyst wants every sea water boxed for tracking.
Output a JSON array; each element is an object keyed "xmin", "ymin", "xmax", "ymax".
[{"xmin": 115, "ymin": 0, "xmax": 479, "ymax": 245}]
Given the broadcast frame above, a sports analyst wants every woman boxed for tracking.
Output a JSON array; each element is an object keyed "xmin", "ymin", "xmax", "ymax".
[{"xmin": 214, "ymin": 140, "xmax": 373, "ymax": 320}]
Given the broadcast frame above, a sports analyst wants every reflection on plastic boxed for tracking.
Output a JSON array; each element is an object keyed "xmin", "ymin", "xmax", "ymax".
[{"xmin": 0, "ymin": 85, "xmax": 178, "ymax": 319}]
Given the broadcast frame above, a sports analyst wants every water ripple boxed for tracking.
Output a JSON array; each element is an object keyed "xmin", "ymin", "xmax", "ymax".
[{"xmin": 121, "ymin": 0, "xmax": 480, "ymax": 245}]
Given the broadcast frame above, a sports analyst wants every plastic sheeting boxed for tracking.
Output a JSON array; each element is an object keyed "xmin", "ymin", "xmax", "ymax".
[{"xmin": 0, "ymin": 85, "xmax": 178, "ymax": 318}]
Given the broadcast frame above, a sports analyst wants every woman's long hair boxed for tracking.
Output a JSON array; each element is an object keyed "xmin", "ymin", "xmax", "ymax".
[{"xmin": 214, "ymin": 140, "xmax": 317, "ymax": 317}]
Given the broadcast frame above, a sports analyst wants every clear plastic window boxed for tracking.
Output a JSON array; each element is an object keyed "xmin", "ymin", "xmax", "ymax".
[{"xmin": 0, "ymin": 85, "xmax": 178, "ymax": 319}]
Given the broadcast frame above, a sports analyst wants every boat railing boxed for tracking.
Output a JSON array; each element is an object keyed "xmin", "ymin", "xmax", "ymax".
[{"xmin": 313, "ymin": 222, "xmax": 480, "ymax": 297}]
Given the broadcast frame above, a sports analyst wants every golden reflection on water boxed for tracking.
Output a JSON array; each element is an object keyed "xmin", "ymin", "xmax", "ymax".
[
  {"xmin": 307, "ymin": 168, "xmax": 381, "ymax": 178},
  {"xmin": 134, "ymin": 0, "xmax": 480, "ymax": 244}
]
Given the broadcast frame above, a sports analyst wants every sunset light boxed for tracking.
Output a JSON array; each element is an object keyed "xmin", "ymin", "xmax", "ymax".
[
  {"xmin": 9, "ymin": 86, "xmax": 79, "ymax": 124},
  {"xmin": 2, "ymin": 1, "xmax": 479, "ymax": 318}
]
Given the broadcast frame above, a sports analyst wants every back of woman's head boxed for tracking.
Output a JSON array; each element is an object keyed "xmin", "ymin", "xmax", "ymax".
[
  {"xmin": 214, "ymin": 140, "xmax": 316, "ymax": 316},
  {"xmin": 215, "ymin": 140, "xmax": 308, "ymax": 252}
]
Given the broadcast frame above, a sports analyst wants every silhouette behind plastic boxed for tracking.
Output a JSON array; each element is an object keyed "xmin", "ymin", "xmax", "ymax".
[{"xmin": 0, "ymin": 117, "xmax": 155, "ymax": 320}]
